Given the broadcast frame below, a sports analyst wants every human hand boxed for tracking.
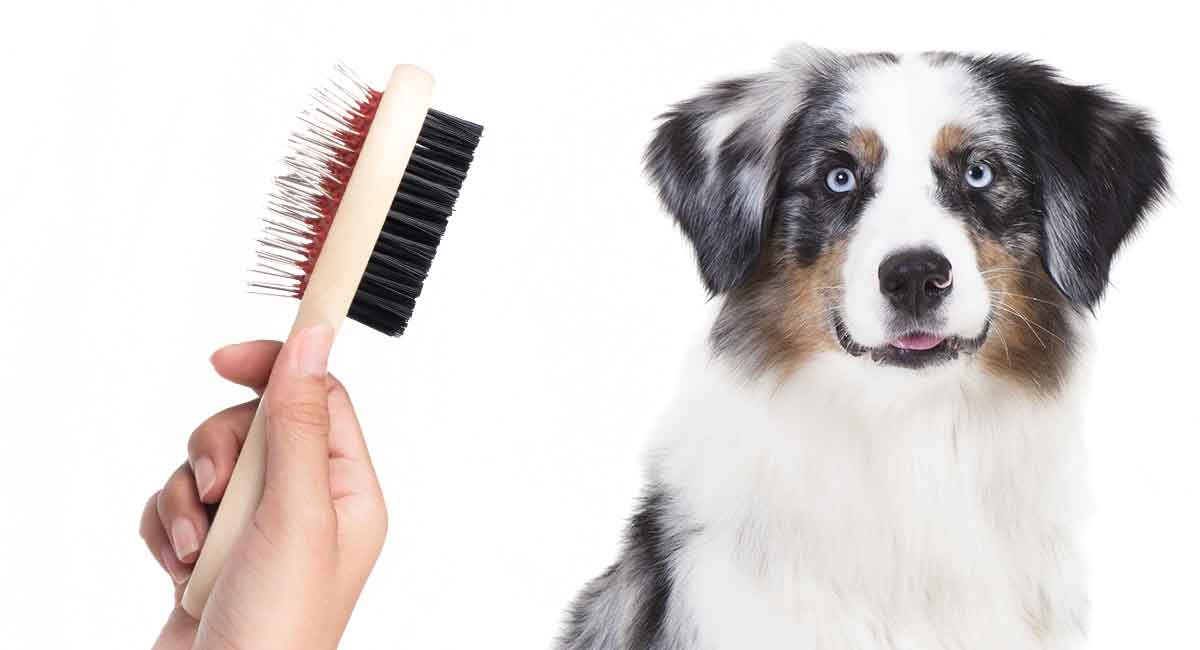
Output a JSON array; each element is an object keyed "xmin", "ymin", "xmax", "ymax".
[{"xmin": 139, "ymin": 327, "xmax": 388, "ymax": 649}]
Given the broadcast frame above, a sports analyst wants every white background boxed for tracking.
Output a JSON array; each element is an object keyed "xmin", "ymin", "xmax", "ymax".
[{"xmin": 1, "ymin": 1, "xmax": 1197, "ymax": 648}]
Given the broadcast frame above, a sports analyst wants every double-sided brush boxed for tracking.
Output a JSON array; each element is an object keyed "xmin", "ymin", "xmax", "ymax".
[{"xmin": 182, "ymin": 64, "xmax": 482, "ymax": 617}]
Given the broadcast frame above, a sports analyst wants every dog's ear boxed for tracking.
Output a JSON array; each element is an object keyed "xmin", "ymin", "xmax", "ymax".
[
  {"xmin": 644, "ymin": 48, "xmax": 822, "ymax": 294},
  {"xmin": 978, "ymin": 57, "xmax": 1168, "ymax": 307}
]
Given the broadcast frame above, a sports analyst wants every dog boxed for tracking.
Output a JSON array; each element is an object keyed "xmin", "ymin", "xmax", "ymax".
[{"xmin": 558, "ymin": 45, "xmax": 1167, "ymax": 649}]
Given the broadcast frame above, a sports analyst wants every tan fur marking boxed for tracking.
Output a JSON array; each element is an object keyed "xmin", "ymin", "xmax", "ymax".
[
  {"xmin": 714, "ymin": 243, "xmax": 844, "ymax": 378},
  {"xmin": 973, "ymin": 236, "xmax": 1074, "ymax": 394},
  {"xmin": 849, "ymin": 127, "xmax": 884, "ymax": 170},
  {"xmin": 935, "ymin": 123, "xmax": 970, "ymax": 162}
]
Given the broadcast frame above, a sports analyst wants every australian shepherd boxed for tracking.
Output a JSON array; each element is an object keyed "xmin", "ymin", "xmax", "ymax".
[{"xmin": 559, "ymin": 45, "xmax": 1168, "ymax": 649}]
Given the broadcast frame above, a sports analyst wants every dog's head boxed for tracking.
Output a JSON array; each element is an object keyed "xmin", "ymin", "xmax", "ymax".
[{"xmin": 647, "ymin": 46, "xmax": 1167, "ymax": 392}]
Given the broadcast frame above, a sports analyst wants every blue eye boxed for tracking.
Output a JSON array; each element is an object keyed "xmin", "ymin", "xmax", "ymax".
[
  {"xmin": 965, "ymin": 163, "xmax": 994, "ymax": 188},
  {"xmin": 825, "ymin": 167, "xmax": 856, "ymax": 193}
]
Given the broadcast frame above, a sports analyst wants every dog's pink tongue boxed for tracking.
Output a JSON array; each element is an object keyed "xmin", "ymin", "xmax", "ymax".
[{"xmin": 891, "ymin": 334, "xmax": 945, "ymax": 351}]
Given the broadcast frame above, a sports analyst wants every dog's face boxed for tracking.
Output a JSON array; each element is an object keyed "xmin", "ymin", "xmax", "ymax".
[{"xmin": 647, "ymin": 46, "xmax": 1166, "ymax": 392}]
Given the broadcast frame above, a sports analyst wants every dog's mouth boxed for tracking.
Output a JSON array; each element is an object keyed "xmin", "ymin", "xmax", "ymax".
[{"xmin": 833, "ymin": 316, "xmax": 989, "ymax": 369}]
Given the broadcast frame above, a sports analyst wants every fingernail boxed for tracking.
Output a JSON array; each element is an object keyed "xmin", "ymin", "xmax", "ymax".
[
  {"xmin": 172, "ymin": 519, "xmax": 199, "ymax": 562},
  {"xmin": 161, "ymin": 547, "xmax": 190, "ymax": 584},
  {"xmin": 192, "ymin": 456, "xmax": 216, "ymax": 501},
  {"xmin": 297, "ymin": 324, "xmax": 333, "ymax": 377}
]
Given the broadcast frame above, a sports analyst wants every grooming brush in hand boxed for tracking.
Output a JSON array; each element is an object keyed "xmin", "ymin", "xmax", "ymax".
[{"xmin": 181, "ymin": 64, "xmax": 482, "ymax": 617}]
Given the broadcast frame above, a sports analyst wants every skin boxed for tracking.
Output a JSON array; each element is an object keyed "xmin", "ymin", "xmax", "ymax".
[{"xmin": 138, "ymin": 326, "xmax": 388, "ymax": 650}]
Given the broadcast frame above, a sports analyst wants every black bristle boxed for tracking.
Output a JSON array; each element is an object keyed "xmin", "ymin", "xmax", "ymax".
[{"xmin": 346, "ymin": 108, "xmax": 483, "ymax": 336}]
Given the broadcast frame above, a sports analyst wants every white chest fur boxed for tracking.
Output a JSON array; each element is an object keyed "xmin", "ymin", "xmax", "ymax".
[{"xmin": 650, "ymin": 343, "xmax": 1093, "ymax": 650}]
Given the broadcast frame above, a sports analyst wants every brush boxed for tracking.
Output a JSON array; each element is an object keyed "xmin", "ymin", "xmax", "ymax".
[{"xmin": 181, "ymin": 64, "xmax": 482, "ymax": 617}]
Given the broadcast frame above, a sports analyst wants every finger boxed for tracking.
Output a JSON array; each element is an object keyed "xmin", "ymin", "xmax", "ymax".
[
  {"xmin": 325, "ymin": 375, "xmax": 368, "ymax": 463},
  {"xmin": 325, "ymin": 374, "xmax": 380, "ymax": 500},
  {"xmin": 156, "ymin": 463, "xmax": 209, "ymax": 566},
  {"xmin": 186, "ymin": 399, "xmax": 258, "ymax": 503},
  {"xmin": 210, "ymin": 340, "xmax": 283, "ymax": 395},
  {"xmin": 141, "ymin": 490, "xmax": 190, "ymax": 585},
  {"xmin": 139, "ymin": 491, "xmax": 169, "ymax": 569},
  {"xmin": 325, "ymin": 375, "xmax": 388, "ymax": 578},
  {"xmin": 261, "ymin": 324, "xmax": 335, "ymax": 510}
]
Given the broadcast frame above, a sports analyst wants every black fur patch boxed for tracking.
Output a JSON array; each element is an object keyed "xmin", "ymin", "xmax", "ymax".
[
  {"xmin": 960, "ymin": 55, "xmax": 1169, "ymax": 306},
  {"xmin": 558, "ymin": 489, "xmax": 696, "ymax": 649},
  {"xmin": 644, "ymin": 78, "xmax": 768, "ymax": 294}
]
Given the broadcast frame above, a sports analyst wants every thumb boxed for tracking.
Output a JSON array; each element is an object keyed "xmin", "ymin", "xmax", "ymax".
[{"xmin": 261, "ymin": 323, "xmax": 335, "ymax": 510}]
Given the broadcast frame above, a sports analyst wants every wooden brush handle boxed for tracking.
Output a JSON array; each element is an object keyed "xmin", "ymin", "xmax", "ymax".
[{"xmin": 181, "ymin": 64, "xmax": 434, "ymax": 618}]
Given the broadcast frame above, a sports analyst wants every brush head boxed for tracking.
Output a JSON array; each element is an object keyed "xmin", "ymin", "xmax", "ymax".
[{"xmin": 251, "ymin": 65, "xmax": 482, "ymax": 336}]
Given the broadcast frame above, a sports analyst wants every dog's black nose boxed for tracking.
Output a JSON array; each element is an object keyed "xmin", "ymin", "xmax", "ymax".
[{"xmin": 878, "ymin": 249, "xmax": 953, "ymax": 318}]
